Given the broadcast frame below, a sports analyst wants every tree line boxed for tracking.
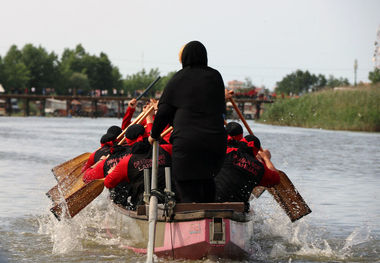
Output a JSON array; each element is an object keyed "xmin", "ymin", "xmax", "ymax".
[
  {"xmin": 275, "ymin": 67, "xmax": 380, "ymax": 96},
  {"xmin": 1, "ymin": 43, "xmax": 379, "ymax": 97},
  {"xmin": 0, "ymin": 44, "xmax": 175, "ymax": 96}
]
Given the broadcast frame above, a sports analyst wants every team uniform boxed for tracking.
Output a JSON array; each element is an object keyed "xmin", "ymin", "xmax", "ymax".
[
  {"xmin": 104, "ymin": 142, "xmax": 172, "ymax": 208},
  {"xmin": 215, "ymin": 135, "xmax": 280, "ymax": 210}
]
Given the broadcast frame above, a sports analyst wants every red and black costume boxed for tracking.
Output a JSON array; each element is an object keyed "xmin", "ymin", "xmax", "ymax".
[
  {"xmin": 121, "ymin": 106, "xmax": 136, "ymax": 130},
  {"xmin": 105, "ymin": 125, "xmax": 173, "ymax": 208},
  {"xmin": 215, "ymin": 135, "xmax": 280, "ymax": 209},
  {"xmin": 81, "ymin": 127, "xmax": 122, "ymax": 173},
  {"xmin": 82, "ymin": 144, "xmax": 131, "ymax": 183},
  {"xmin": 225, "ymin": 122, "xmax": 243, "ymax": 148}
]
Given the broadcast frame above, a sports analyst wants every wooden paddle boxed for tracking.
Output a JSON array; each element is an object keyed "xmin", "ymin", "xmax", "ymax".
[
  {"xmin": 49, "ymin": 106, "xmax": 154, "ymax": 219},
  {"xmin": 50, "ymin": 114, "xmax": 173, "ymax": 220},
  {"xmin": 52, "ymin": 152, "xmax": 92, "ymax": 183},
  {"xmin": 46, "ymin": 108, "xmax": 152, "ymax": 204},
  {"xmin": 50, "ymin": 178, "xmax": 105, "ymax": 219},
  {"xmin": 46, "ymin": 159, "xmax": 89, "ymax": 203},
  {"xmin": 229, "ymin": 97, "xmax": 311, "ymax": 222},
  {"xmin": 50, "ymin": 77, "xmax": 161, "ymax": 183}
]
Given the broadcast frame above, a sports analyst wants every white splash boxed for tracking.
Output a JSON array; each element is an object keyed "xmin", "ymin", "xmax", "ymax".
[{"xmin": 249, "ymin": 194, "xmax": 374, "ymax": 261}]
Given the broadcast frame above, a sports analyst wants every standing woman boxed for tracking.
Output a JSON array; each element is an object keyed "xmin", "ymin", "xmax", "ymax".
[{"xmin": 149, "ymin": 41, "xmax": 227, "ymax": 203}]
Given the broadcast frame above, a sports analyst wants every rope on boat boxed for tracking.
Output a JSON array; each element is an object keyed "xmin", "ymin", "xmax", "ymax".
[{"xmin": 150, "ymin": 188, "xmax": 176, "ymax": 220}]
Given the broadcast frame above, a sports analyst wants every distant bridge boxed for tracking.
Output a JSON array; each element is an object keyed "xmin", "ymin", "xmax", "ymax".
[{"xmin": 0, "ymin": 94, "xmax": 273, "ymax": 119}]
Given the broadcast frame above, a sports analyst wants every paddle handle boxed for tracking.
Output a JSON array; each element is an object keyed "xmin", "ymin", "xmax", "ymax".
[
  {"xmin": 160, "ymin": 126, "xmax": 173, "ymax": 138},
  {"xmin": 229, "ymin": 98, "xmax": 263, "ymax": 151},
  {"xmin": 136, "ymin": 76, "xmax": 161, "ymax": 101},
  {"xmin": 118, "ymin": 105, "xmax": 155, "ymax": 142},
  {"xmin": 229, "ymin": 98, "xmax": 254, "ymax": 135}
]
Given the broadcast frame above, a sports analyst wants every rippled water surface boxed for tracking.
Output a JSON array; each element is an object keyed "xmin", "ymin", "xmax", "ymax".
[{"xmin": 0, "ymin": 116, "xmax": 379, "ymax": 263}]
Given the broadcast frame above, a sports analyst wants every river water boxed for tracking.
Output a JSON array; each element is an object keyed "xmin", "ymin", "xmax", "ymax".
[{"xmin": 0, "ymin": 116, "xmax": 379, "ymax": 263}]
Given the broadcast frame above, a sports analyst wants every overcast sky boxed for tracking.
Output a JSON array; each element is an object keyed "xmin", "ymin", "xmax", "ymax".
[{"xmin": 1, "ymin": 0, "xmax": 379, "ymax": 90}]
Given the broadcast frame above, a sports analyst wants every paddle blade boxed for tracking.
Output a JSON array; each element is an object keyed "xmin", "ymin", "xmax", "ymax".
[
  {"xmin": 52, "ymin": 152, "xmax": 91, "ymax": 182},
  {"xmin": 50, "ymin": 179, "xmax": 105, "ymax": 220},
  {"xmin": 252, "ymin": 186, "xmax": 266, "ymax": 198},
  {"xmin": 46, "ymin": 157, "xmax": 90, "ymax": 204},
  {"xmin": 267, "ymin": 171, "xmax": 311, "ymax": 222},
  {"xmin": 46, "ymin": 184, "xmax": 61, "ymax": 204}
]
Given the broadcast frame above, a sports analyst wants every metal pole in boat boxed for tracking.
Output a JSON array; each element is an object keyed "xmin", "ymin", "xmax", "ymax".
[
  {"xmin": 143, "ymin": 169, "xmax": 151, "ymax": 204},
  {"xmin": 146, "ymin": 140, "xmax": 159, "ymax": 263},
  {"xmin": 164, "ymin": 167, "xmax": 172, "ymax": 192}
]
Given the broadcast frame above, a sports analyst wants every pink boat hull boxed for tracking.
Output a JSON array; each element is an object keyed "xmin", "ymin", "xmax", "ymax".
[{"xmin": 106, "ymin": 203, "xmax": 254, "ymax": 260}]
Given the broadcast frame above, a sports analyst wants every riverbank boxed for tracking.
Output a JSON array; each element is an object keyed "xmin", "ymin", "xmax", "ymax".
[{"xmin": 258, "ymin": 84, "xmax": 380, "ymax": 132}]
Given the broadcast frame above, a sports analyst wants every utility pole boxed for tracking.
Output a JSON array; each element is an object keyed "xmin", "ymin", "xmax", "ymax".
[
  {"xmin": 373, "ymin": 25, "xmax": 380, "ymax": 69},
  {"xmin": 354, "ymin": 59, "xmax": 358, "ymax": 86}
]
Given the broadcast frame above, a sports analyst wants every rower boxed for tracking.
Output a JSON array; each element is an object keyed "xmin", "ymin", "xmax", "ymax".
[
  {"xmin": 214, "ymin": 135, "xmax": 280, "ymax": 211},
  {"xmin": 226, "ymin": 122, "xmax": 244, "ymax": 147},
  {"xmin": 81, "ymin": 125, "xmax": 122, "ymax": 173},
  {"xmin": 104, "ymin": 124, "xmax": 173, "ymax": 209}
]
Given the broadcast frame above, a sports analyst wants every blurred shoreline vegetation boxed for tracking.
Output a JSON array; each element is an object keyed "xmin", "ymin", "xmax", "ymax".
[
  {"xmin": 0, "ymin": 43, "xmax": 175, "ymax": 97},
  {"xmin": 259, "ymin": 83, "xmax": 380, "ymax": 132}
]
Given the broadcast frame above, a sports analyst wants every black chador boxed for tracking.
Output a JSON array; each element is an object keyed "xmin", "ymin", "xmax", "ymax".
[{"xmin": 151, "ymin": 41, "xmax": 227, "ymax": 203}]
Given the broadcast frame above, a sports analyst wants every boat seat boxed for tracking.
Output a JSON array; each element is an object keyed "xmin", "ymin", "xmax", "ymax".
[
  {"xmin": 173, "ymin": 202, "xmax": 245, "ymax": 213},
  {"xmin": 131, "ymin": 202, "xmax": 250, "ymax": 222}
]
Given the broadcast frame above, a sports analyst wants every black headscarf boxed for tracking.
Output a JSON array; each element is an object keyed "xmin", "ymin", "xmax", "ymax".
[
  {"xmin": 158, "ymin": 40, "xmax": 225, "ymax": 114},
  {"xmin": 239, "ymin": 135, "xmax": 261, "ymax": 156},
  {"xmin": 181, "ymin": 41, "xmax": 208, "ymax": 68}
]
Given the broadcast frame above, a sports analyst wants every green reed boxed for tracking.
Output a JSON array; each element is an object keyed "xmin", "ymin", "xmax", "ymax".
[{"xmin": 259, "ymin": 84, "xmax": 380, "ymax": 132}]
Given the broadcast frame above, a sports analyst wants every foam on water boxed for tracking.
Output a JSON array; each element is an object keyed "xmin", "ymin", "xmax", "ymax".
[
  {"xmin": 33, "ymin": 190, "xmax": 377, "ymax": 263},
  {"xmin": 247, "ymin": 194, "xmax": 379, "ymax": 262}
]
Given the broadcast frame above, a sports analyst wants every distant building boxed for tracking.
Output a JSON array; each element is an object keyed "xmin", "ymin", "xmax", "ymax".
[{"xmin": 227, "ymin": 80, "xmax": 244, "ymax": 91}]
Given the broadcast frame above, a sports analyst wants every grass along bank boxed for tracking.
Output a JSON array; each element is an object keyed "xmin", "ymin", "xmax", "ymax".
[{"xmin": 258, "ymin": 84, "xmax": 380, "ymax": 132}]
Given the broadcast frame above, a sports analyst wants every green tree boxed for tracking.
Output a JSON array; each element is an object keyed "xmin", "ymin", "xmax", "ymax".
[
  {"xmin": 56, "ymin": 45, "xmax": 85, "ymax": 95},
  {"xmin": 68, "ymin": 72, "xmax": 90, "ymax": 95},
  {"xmin": 276, "ymin": 70, "xmax": 346, "ymax": 95},
  {"xmin": 1, "ymin": 45, "xmax": 30, "ymax": 93},
  {"xmin": 368, "ymin": 68, "xmax": 380, "ymax": 83},
  {"xmin": 124, "ymin": 68, "xmax": 161, "ymax": 97},
  {"xmin": 21, "ymin": 44, "xmax": 59, "ymax": 94},
  {"xmin": 275, "ymin": 70, "xmax": 317, "ymax": 95},
  {"xmin": 58, "ymin": 44, "xmax": 123, "ymax": 95},
  {"xmin": 83, "ymin": 52, "xmax": 114, "ymax": 95},
  {"xmin": 314, "ymin": 74, "xmax": 327, "ymax": 91},
  {"xmin": 326, "ymin": 75, "xmax": 350, "ymax": 88},
  {"xmin": 111, "ymin": 68, "xmax": 124, "ymax": 95}
]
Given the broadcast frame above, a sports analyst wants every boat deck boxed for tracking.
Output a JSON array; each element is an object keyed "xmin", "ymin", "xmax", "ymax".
[{"xmin": 113, "ymin": 202, "xmax": 251, "ymax": 222}]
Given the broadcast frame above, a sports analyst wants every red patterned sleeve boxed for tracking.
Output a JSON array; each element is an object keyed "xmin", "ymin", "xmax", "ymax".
[
  {"xmin": 81, "ymin": 151, "xmax": 96, "ymax": 173},
  {"xmin": 104, "ymin": 155, "xmax": 132, "ymax": 188},
  {"xmin": 258, "ymin": 163, "xmax": 280, "ymax": 187},
  {"xmin": 121, "ymin": 107, "xmax": 136, "ymax": 130},
  {"xmin": 82, "ymin": 159, "xmax": 105, "ymax": 183}
]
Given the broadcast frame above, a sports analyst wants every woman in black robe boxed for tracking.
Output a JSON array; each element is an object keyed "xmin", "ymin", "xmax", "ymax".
[{"xmin": 149, "ymin": 41, "xmax": 227, "ymax": 203}]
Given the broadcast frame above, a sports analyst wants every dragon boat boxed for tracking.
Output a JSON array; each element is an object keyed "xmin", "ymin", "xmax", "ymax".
[{"xmin": 104, "ymin": 201, "xmax": 254, "ymax": 260}]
